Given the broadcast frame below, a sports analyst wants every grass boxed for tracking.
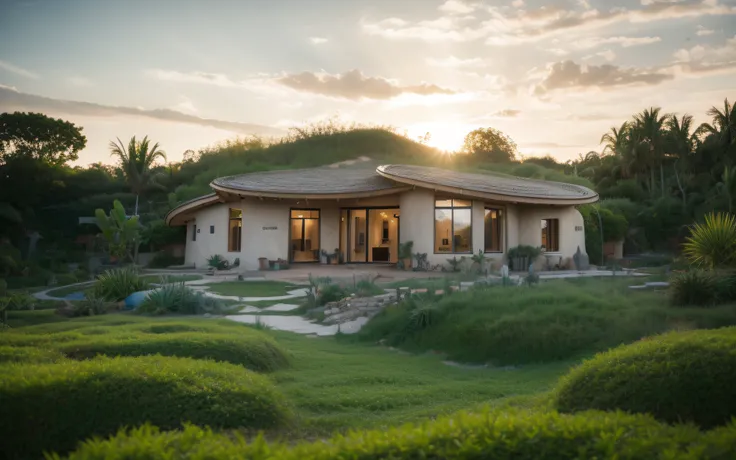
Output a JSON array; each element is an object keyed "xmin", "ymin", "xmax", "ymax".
[
  {"xmin": 4, "ymin": 309, "xmax": 69, "ymax": 328},
  {"xmin": 139, "ymin": 274, "xmax": 203, "ymax": 284},
  {"xmin": 268, "ymin": 330, "xmax": 569, "ymax": 434},
  {"xmin": 358, "ymin": 277, "xmax": 736, "ymax": 365},
  {"xmin": 205, "ymin": 281, "xmax": 301, "ymax": 297},
  {"xmin": 378, "ymin": 277, "xmax": 448, "ymax": 290}
]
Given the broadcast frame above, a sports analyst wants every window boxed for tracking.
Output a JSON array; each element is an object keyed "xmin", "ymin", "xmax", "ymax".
[
  {"xmin": 484, "ymin": 208, "xmax": 503, "ymax": 252},
  {"xmin": 228, "ymin": 208, "xmax": 242, "ymax": 252},
  {"xmin": 192, "ymin": 224, "xmax": 197, "ymax": 241},
  {"xmin": 434, "ymin": 198, "xmax": 472, "ymax": 253},
  {"xmin": 210, "ymin": 225, "xmax": 215, "ymax": 234},
  {"xmin": 541, "ymin": 219, "xmax": 559, "ymax": 252},
  {"xmin": 290, "ymin": 209, "xmax": 320, "ymax": 262}
]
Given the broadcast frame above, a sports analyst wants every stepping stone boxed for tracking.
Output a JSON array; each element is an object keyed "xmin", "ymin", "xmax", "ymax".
[
  {"xmin": 238, "ymin": 305, "xmax": 261, "ymax": 313},
  {"xmin": 263, "ymin": 303, "xmax": 300, "ymax": 312}
]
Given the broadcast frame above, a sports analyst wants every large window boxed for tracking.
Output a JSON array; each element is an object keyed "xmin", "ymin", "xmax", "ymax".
[
  {"xmin": 228, "ymin": 208, "xmax": 242, "ymax": 252},
  {"xmin": 541, "ymin": 219, "xmax": 559, "ymax": 252},
  {"xmin": 290, "ymin": 209, "xmax": 320, "ymax": 262},
  {"xmin": 484, "ymin": 208, "xmax": 503, "ymax": 252},
  {"xmin": 435, "ymin": 198, "xmax": 472, "ymax": 253}
]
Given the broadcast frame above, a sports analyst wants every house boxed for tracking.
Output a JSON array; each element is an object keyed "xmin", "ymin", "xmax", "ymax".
[{"xmin": 165, "ymin": 164, "xmax": 598, "ymax": 270}]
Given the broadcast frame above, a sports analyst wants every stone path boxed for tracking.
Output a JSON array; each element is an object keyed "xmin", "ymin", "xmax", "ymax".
[
  {"xmin": 190, "ymin": 287, "xmax": 309, "ymax": 302},
  {"xmin": 227, "ymin": 314, "xmax": 368, "ymax": 336}
]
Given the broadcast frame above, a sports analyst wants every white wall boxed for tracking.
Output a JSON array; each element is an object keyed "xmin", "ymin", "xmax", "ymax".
[
  {"xmin": 516, "ymin": 205, "xmax": 587, "ymax": 263},
  {"xmin": 240, "ymin": 200, "xmax": 290, "ymax": 270},
  {"xmin": 183, "ymin": 203, "xmax": 231, "ymax": 268}
]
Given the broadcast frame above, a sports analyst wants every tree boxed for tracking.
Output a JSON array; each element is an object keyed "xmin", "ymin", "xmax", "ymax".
[
  {"xmin": 631, "ymin": 107, "xmax": 669, "ymax": 197},
  {"xmin": 666, "ymin": 114, "xmax": 696, "ymax": 210},
  {"xmin": 95, "ymin": 199, "xmax": 140, "ymax": 263},
  {"xmin": 0, "ymin": 112, "xmax": 86, "ymax": 165},
  {"xmin": 461, "ymin": 127, "xmax": 517, "ymax": 162},
  {"xmin": 697, "ymin": 98, "xmax": 736, "ymax": 148},
  {"xmin": 109, "ymin": 135, "xmax": 167, "ymax": 216}
]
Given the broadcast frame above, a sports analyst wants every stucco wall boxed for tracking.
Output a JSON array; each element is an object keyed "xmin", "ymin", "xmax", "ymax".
[
  {"xmin": 517, "ymin": 205, "xmax": 587, "ymax": 260},
  {"xmin": 181, "ymin": 191, "xmax": 588, "ymax": 271}
]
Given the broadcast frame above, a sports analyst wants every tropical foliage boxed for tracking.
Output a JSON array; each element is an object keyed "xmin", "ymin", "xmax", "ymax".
[
  {"xmin": 109, "ymin": 135, "xmax": 167, "ymax": 216},
  {"xmin": 682, "ymin": 212, "xmax": 736, "ymax": 269},
  {"xmin": 95, "ymin": 199, "xmax": 140, "ymax": 262}
]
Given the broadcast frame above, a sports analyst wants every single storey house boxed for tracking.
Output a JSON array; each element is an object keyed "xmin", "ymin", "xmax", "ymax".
[{"xmin": 165, "ymin": 164, "xmax": 598, "ymax": 270}]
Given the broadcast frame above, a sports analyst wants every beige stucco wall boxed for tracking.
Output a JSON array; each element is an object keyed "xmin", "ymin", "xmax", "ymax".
[{"xmin": 182, "ymin": 191, "xmax": 588, "ymax": 271}]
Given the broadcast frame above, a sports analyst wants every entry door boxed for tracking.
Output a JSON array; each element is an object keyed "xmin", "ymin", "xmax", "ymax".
[{"xmin": 348, "ymin": 209, "xmax": 367, "ymax": 262}]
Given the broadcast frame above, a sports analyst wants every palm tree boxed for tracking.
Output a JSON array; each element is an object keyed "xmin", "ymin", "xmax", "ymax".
[
  {"xmin": 632, "ymin": 107, "xmax": 669, "ymax": 197},
  {"xmin": 108, "ymin": 136, "xmax": 167, "ymax": 216},
  {"xmin": 666, "ymin": 114, "xmax": 696, "ymax": 210},
  {"xmin": 697, "ymin": 98, "xmax": 736, "ymax": 148},
  {"xmin": 600, "ymin": 121, "xmax": 639, "ymax": 179}
]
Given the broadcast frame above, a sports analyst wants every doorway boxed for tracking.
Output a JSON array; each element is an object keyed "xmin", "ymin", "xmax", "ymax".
[
  {"xmin": 289, "ymin": 209, "xmax": 320, "ymax": 262},
  {"xmin": 343, "ymin": 208, "xmax": 399, "ymax": 263}
]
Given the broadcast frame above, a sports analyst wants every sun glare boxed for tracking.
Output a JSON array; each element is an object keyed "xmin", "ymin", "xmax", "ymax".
[{"xmin": 406, "ymin": 123, "xmax": 469, "ymax": 153}]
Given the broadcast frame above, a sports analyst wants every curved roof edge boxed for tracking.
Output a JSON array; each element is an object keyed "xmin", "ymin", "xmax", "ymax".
[
  {"xmin": 165, "ymin": 193, "xmax": 219, "ymax": 226},
  {"xmin": 376, "ymin": 164, "xmax": 599, "ymax": 205},
  {"xmin": 210, "ymin": 181, "xmax": 411, "ymax": 200}
]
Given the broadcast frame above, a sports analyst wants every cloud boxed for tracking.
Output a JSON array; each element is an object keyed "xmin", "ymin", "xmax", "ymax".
[
  {"xmin": 438, "ymin": 0, "xmax": 475, "ymax": 14},
  {"xmin": 0, "ymin": 85, "xmax": 283, "ymax": 136},
  {"xmin": 573, "ymin": 35, "xmax": 661, "ymax": 50},
  {"xmin": 67, "ymin": 76, "xmax": 92, "ymax": 87},
  {"xmin": 583, "ymin": 49, "xmax": 617, "ymax": 61},
  {"xmin": 511, "ymin": 0, "xmax": 525, "ymax": 7},
  {"xmin": 533, "ymin": 60, "xmax": 673, "ymax": 95},
  {"xmin": 363, "ymin": 0, "xmax": 736, "ymax": 45},
  {"xmin": 672, "ymin": 34, "xmax": 736, "ymax": 74},
  {"xmin": 148, "ymin": 69, "xmax": 240, "ymax": 88},
  {"xmin": 0, "ymin": 59, "xmax": 40, "ymax": 79},
  {"xmin": 493, "ymin": 109, "xmax": 521, "ymax": 117},
  {"xmin": 171, "ymin": 95, "xmax": 197, "ymax": 114},
  {"xmin": 696, "ymin": 25, "xmax": 715, "ymax": 36},
  {"xmin": 426, "ymin": 55, "xmax": 485, "ymax": 68},
  {"xmin": 309, "ymin": 37, "xmax": 328, "ymax": 44},
  {"xmin": 274, "ymin": 69, "xmax": 457, "ymax": 100}
]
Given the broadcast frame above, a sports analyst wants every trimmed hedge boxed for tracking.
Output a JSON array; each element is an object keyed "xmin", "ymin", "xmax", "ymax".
[
  {"xmin": 0, "ymin": 345, "xmax": 65, "ymax": 364},
  {"xmin": 554, "ymin": 327, "xmax": 736, "ymax": 428},
  {"xmin": 0, "ymin": 355, "xmax": 290, "ymax": 459},
  {"xmin": 59, "ymin": 410, "xmax": 736, "ymax": 460},
  {"xmin": 57, "ymin": 331, "xmax": 290, "ymax": 372}
]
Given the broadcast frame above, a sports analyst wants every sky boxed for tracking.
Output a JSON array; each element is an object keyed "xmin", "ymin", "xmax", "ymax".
[{"xmin": 0, "ymin": 0, "xmax": 734, "ymax": 165}]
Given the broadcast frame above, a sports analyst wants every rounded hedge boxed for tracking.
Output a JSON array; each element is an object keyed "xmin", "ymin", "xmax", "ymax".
[
  {"xmin": 60, "ymin": 410, "xmax": 736, "ymax": 460},
  {"xmin": 554, "ymin": 327, "xmax": 736, "ymax": 428},
  {"xmin": 0, "ymin": 355, "xmax": 290, "ymax": 459},
  {"xmin": 56, "ymin": 331, "xmax": 290, "ymax": 372},
  {"xmin": 0, "ymin": 345, "xmax": 65, "ymax": 364}
]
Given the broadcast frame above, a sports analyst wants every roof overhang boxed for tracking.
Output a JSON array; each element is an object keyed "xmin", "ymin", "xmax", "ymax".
[
  {"xmin": 376, "ymin": 165, "xmax": 599, "ymax": 206},
  {"xmin": 165, "ymin": 193, "xmax": 220, "ymax": 226},
  {"xmin": 209, "ymin": 182, "xmax": 411, "ymax": 201}
]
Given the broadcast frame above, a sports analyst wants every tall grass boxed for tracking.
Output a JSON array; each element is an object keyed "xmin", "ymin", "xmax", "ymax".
[{"xmin": 358, "ymin": 278, "xmax": 736, "ymax": 365}]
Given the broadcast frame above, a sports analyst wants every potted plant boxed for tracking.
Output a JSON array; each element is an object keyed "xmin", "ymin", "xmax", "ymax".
[
  {"xmin": 506, "ymin": 245, "xmax": 542, "ymax": 271},
  {"xmin": 397, "ymin": 241, "xmax": 414, "ymax": 270}
]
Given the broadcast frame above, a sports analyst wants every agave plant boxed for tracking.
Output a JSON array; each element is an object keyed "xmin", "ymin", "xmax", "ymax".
[
  {"xmin": 93, "ymin": 267, "xmax": 148, "ymax": 301},
  {"xmin": 139, "ymin": 283, "xmax": 223, "ymax": 315},
  {"xmin": 682, "ymin": 212, "xmax": 736, "ymax": 269}
]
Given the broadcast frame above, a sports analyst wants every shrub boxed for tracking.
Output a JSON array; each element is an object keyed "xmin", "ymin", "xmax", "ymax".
[
  {"xmin": 0, "ymin": 355, "xmax": 290, "ymax": 459},
  {"xmin": 72, "ymin": 295, "xmax": 114, "ymax": 317},
  {"xmin": 138, "ymin": 283, "xmax": 223, "ymax": 315},
  {"xmin": 92, "ymin": 267, "xmax": 147, "ymax": 301},
  {"xmin": 670, "ymin": 270, "xmax": 719, "ymax": 306},
  {"xmin": 683, "ymin": 212, "xmax": 736, "ymax": 269},
  {"xmin": 148, "ymin": 251, "xmax": 184, "ymax": 268},
  {"xmin": 207, "ymin": 254, "xmax": 230, "ymax": 270},
  {"xmin": 0, "ymin": 345, "xmax": 65, "ymax": 364},
  {"xmin": 55, "ymin": 273, "xmax": 78, "ymax": 286},
  {"xmin": 56, "ymin": 331, "xmax": 290, "ymax": 372},
  {"xmin": 554, "ymin": 327, "xmax": 736, "ymax": 428},
  {"xmin": 318, "ymin": 283, "xmax": 348, "ymax": 306},
  {"xmin": 60, "ymin": 409, "xmax": 736, "ymax": 460},
  {"xmin": 355, "ymin": 279, "xmax": 383, "ymax": 297}
]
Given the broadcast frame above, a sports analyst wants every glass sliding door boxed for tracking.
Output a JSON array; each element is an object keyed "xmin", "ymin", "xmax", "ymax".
[
  {"xmin": 289, "ymin": 209, "xmax": 320, "ymax": 262},
  {"xmin": 348, "ymin": 209, "xmax": 367, "ymax": 262},
  {"xmin": 367, "ymin": 209, "xmax": 398, "ymax": 263}
]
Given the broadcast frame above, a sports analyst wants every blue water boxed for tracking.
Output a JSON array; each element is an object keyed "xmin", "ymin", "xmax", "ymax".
[{"xmin": 63, "ymin": 292, "xmax": 86, "ymax": 301}]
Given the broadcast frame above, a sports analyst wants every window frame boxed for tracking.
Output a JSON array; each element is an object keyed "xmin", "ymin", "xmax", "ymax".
[
  {"xmin": 288, "ymin": 208, "xmax": 321, "ymax": 263},
  {"xmin": 433, "ymin": 198, "xmax": 473, "ymax": 254},
  {"xmin": 228, "ymin": 208, "xmax": 242, "ymax": 252},
  {"xmin": 483, "ymin": 207, "xmax": 503, "ymax": 253},
  {"xmin": 541, "ymin": 218, "xmax": 560, "ymax": 253}
]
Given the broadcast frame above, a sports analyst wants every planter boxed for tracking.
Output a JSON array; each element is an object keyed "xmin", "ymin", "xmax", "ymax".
[{"xmin": 258, "ymin": 257, "xmax": 269, "ymax": 271}]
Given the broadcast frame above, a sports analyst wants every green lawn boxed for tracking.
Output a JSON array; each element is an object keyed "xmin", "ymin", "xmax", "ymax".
[
  {"xmin": 139, "ymin": 274, "xmax": 203, "ymax": 284},
  {"xmin": 4, "ymin": 309, "xmax": 70, "ymax": 328},
  {"xmin": 268, "ymin": 331, "xmax": 567, "ymax": 434},
  {"xmin": 205, "ymin": 281, "xmax": 301, "ymax": 297}
]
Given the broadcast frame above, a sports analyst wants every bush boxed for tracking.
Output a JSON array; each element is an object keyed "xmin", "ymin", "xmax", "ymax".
[
  {"xmin": 0, "ymin": 355, "xmax": 290, "ymax": 459},
  {"xmin": 72, "ymin": 295, "xmax": 115, "ymax": 317},
  {"xmin": 318, "ymin": 283, "xmax": 348, "ymax": 305},
  {"xmin": 56, "ymin": 331, "xmax": 290, "ymax": 372},
  {"xmin": 207, "ymin": 254, "xmax": 230, "ymax": 270},
  {"xmin": 92, "ymin": 267, "xmax": 148, "ymax": 301},
  {"xmin": 357, "ymin": 279, "xmax": 736, "ymax": 365},
  {"xmin": 554, "ymin": 327, "xmax": 736, "ymax": 428},
  {"xmin": 60, "ymin": 409, "xmax": 736, "ymax": 460},
  {"xmin": 683, "ymin": 212, "xmax": 736, "ymax": 269},
  {"xmin": 0, "ymin": 345, "xmax": 65, "ymax": 364},
  {"xmin": 148, "ymin": 251, "xmax": 184, "ymax": 268},
  {"xmin": 670, "ymin": 270, "xmax": 719, "ymax": 306},
  {"xmin": 138, "ymin": 283, "xmax": 223, "ymax": 314}
]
